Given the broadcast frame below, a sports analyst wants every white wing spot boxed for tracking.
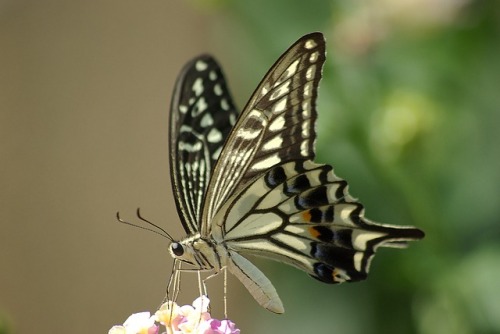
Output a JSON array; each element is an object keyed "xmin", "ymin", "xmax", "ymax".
[
  {"xmin": 221, "ymin": 98, "xmax": 230, "ymax": 111},
  {"xmin": 261, "ymin": 83, "xmax": 270, "ymax": 97},
  {"xmin": 229, "ymin": 113, "xmax": 236, "ymax": 126},
  {"xmin": 189, "ymin": 97, "xmax": 195, "ymax": 105},
  {"xmin": 302, "ymin": 100, "xmax": 310, "ymax": 111},
  {"xmin": 303, "ymin": 108, "xmax": 311, "ymax": 118},
  {"xmin": 304, "ymin": 82, "xmax": 312, "ymax": 97},
  {"xmin": 327, "ymin": 183, "xmax": 342, "ymax": 201},
  {"xmin": 192, "ymin": 97, "xmax": 207, "ymax": 117},
  {"xmin": 179, "ymin": 141, "xmax": 202, "ymax": 152},
  {"xmin": 302, "ymin": 100, "xmax": 311, "ymax": 118},
  {"xmin": 200, "ymin": 113, "xmax": 214, "ymax": 127},
  {"xmin": 207, "ymin": 128, "xmax": 223, "ymax": 143},
  {"xmin": 300, "ymin": 139, "xmax": 309, "ymax": 156},
  {"xmin": 270, "ymin": 80, "xmax": 290, "ymax": 100},
  {"xmin": 305, "ymin": 39, "xmax": 317, "ymax": 49},
  {"xmin": 179, "ymin": 105, "xmax": 188, "ymax": 114},
  {"xmin": 352, "ymin": 230, "xmax": 386, "ymax": 251},
  {"xmin": 269, "ymin": 115, "xmax": 285, "ymax": 132},
  {"xmin": 354, "ymin": 253, "xmax": 364, "ymax": 272},
  {"xmin": 193, "ymin": 78, "xmax": 204, "ymax": 96},
  {"xmin": 214, "ymin": 83, "xmax": 223, "ymax": 96},
  {"xmin": 306, "ymin": 65, "xmax": 316, "ymax": 80},
  {"xmin": 236, "ymin": 127, "xmax": 262, "ymax": 140},
  {"xmin": 200, "ymin": 158, "xmax": 205, "ymax": 173},
  {"xmin": 301, "ymin": 120, "xmax": 310, "ymax": 137},
  {"xmin": 280, "ymin": 59, "xmax": 299, "ymax": 83},
  {"xmin": 209, "ymin": 70, "xmax": 217, "ymax": 81},
  {"xmin": 251, "ymin": 154, "xmax": 281, "ymax": 170},
  {"xmin": 309, "ymin": 51, "xmax": 319, "ymax": 63},
  {"xmin": 212, "ymin": 145, "xmax": 222, "ymax": 160},
  {"xmin": 262, "ymin": 135, "xmax": 283, "ymax": 151},
  {"xmin": 195, "ymin": 60, "xmax": 208, "ymax": 71},
  {"xmin": 192, "ymin": 160, "xmax": 199, "ymax": 171},
  {"xmin": 272, "ymin": 96, "xmax": 287, "ymax": 113}
]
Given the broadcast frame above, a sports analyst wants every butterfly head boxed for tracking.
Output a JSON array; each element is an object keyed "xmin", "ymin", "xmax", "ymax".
[
  {"xmin": 168, "ymin": 239, "xmax": 191, "ymax": 264},
  {"xmin": 168, "ymin": 234, "xmax": 221, "ymax": 270},
  {"xmin": 169, "ymin": 242, "xmax": 185, "ymax": 257}
]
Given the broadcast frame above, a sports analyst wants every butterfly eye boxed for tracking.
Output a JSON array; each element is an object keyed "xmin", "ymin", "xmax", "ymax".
[{"xmin": 171, "ymin": 243, "xmax": 184, "ymax": 257}]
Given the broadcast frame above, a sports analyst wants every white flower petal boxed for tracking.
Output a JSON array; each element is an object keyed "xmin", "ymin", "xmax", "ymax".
[{"xmin": 192, "ymin": 296, "xmax": 210, "ymax": 313}]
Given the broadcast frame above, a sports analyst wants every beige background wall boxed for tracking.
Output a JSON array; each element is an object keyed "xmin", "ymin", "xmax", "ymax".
[
  {"xmin": 0, "ymin": 1, "xmax": 229, "ymax": 332},
  {"xmin": 6, "ymin": 1, "xmax": 495, "ymax": 333}
]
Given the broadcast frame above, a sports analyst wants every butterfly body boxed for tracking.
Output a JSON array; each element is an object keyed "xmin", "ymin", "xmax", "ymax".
[{"xmin": 168, "ymin": 32, "xmax": 424, "ymax": 314}]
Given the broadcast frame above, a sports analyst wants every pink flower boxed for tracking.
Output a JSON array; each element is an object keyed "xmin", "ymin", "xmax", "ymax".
[
  {"xmin": 110, "ymin": 296, "xmax": 240, "ymax": 334},
  {"xmin": 205, "ymin": 319, "xmax": 240, "ymax": 334}
]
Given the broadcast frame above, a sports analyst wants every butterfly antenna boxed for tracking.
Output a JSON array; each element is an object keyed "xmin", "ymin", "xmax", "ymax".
[
  {"xmin": 116, "ymin": 209, "xmax": 174, "ymax": 241},
  {"xmin": 135, "ymin": 208, "xmax": 175, "ymax": 241}
]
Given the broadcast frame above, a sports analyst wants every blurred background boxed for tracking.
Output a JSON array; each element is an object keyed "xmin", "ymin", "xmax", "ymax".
[{"xmin": 1, "ymin": 0, "xmax": 499, "ymax": 333}]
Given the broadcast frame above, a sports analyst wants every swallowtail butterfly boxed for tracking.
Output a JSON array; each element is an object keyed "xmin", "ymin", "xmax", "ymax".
[{"xmin": 167, "ymin": 32, "xmax": 424, "ymax": 313}]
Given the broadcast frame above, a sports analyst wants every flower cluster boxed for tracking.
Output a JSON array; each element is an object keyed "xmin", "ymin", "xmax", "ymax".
[{"xmin": 109, "ymin": 296, "xmax": 240, "ymax": 334}]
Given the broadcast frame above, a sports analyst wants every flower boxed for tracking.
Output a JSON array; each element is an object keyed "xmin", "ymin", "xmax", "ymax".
[
  {"xmin": 110, "ymin": 296, "xmax": 240, "ymax": 334},
  {"xmin": 205, "ymin": 319, "xmax": 240, "ymax": 334},
  {"xmin": 155, "ymin": 300, "xmax": 182, "ymax": 329},
  {"xmin": 108, "ymin": 312, "xmax": 158, "ymax": 334}
]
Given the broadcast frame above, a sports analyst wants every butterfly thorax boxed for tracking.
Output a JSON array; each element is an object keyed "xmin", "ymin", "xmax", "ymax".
[{"xmin": 169, "ymin": 233, "xmax": 227, "ymax": 271}]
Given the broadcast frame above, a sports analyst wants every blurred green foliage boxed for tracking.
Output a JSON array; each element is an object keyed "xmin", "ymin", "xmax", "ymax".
[
  {"xmin": 0, "ymin": 313, "xmax": 12, "ymax": 334},
  {"xmin": 195, "ymin": 0, "xmax": 500, "ymax": 333}
]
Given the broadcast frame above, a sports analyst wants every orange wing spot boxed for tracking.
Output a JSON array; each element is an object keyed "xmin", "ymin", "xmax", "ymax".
[
  {"xmin": 309, "ymin": 226, "xmax": 321, "ymax": 239},
  {"xmin": 331, "ymin": 269, "xmax": 348, "ymax": 283},
  {"xmin": 302, "ymin": 210, "xmax": 312, "ymax": 222}
]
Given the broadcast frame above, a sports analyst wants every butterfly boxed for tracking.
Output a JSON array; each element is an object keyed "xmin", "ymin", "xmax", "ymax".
[{"xmin": 167, "ymin": 32, "xmax": 424, "ymax": 314}]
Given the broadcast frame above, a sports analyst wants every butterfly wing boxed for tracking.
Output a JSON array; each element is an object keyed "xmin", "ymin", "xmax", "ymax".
[
  {"xmin": 169, "ymin": 32, "xmax": 424, "ymax": 313},
  {"xmin": 201, "ymin": 32, "xmax": 325, "ymax": 234},
  {"xmin": 227, "ymin": 250, "xmax": 284, "ymax": 313},
  {"xmin": 213, "ymin": 161, "xmax": 425, "ymax": 285},
  {"xmin": 203, "ymin": 33, "xmax": 423, "ymax": 310},
  {"xmin": 169, "ymin": 55, "xmax": 238, "ymax": 234}
]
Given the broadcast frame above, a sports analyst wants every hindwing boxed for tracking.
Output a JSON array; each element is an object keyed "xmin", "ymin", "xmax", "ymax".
[{"xmin": 212, "ymin": 161, "xmax": 425, "ymax": 283}]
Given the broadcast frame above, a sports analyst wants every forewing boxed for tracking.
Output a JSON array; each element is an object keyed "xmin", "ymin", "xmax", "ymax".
[
  {"xmin": 202, "ymin": 33, "xmax": 326, "ymax": 232},
  {"xmin": 212, "ymin": 161, "xmax": 425, "ymax": 283},
  {"xmin": 169, "ymin": 55, "xmax": 238, "ymax": 234}
]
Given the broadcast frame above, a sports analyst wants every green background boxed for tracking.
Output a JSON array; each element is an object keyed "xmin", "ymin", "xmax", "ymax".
[{"xmin": 1, "ymin": 1, "xmax": 499, "ymax": 333}]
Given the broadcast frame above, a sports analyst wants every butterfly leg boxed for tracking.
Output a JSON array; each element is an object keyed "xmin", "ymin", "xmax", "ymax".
[
  {"xmin": 200, "ymin": 267, "xmax": 229, "ymax": 318},
  {"xmin": 169, "ymin": 265, "xmax": 219, "ymax": 304},
  {"xmin": 165, "ymin": 259, "xmax": 181, "ymax": 305},
  {"xmin": 224, "ymin": 268, "xmax": 227, "ymax": 319}
]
